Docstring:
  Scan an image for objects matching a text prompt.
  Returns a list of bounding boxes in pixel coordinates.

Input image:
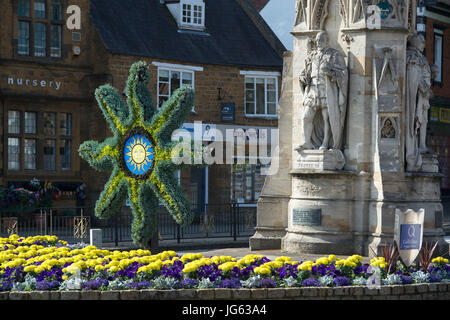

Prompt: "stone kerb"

[2,283,449,300]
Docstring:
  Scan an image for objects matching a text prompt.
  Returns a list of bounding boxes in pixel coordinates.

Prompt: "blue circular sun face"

[123,134,155,177]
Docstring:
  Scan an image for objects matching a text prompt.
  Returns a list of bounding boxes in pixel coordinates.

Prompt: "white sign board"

[394,208,425,266]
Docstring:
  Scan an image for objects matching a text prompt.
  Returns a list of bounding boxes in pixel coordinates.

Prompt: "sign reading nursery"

[394,208,425,266]
[78,61,199,249]
[7,76,62,91]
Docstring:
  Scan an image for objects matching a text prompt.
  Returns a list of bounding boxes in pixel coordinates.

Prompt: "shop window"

[34,0,46,19]
[157,68,194,108]
[44,140,56,171]
[18,21,30,55]
[231,163,268,204]
[51,0,62,20]
[428,135,449,189]
[8,138,21,171]
[24,139,37,170]
[24,112,37,134]
[245,76,278,117]
[8,111,21,134]
[17,0,62,58]
[434,30,443,83]
[7,110,72,173]
[43,112,56,135]
[50,24,62,57]
[34,22,46,57]
[59,113,72,136]
[60,140,71,170]
[18,0,31,17]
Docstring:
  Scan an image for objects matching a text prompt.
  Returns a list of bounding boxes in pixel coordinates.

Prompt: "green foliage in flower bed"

[78,61,199,249]
[1,235,449,292]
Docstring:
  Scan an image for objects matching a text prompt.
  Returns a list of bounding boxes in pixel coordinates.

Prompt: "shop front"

[428,103,450,223]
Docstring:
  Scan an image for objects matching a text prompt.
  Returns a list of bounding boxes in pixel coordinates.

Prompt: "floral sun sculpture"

[78,61,195,249]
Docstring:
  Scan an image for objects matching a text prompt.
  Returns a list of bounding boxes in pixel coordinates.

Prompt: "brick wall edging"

[0,283,449,300]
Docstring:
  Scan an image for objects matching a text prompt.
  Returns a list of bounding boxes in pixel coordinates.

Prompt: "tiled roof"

[90,0,284,69]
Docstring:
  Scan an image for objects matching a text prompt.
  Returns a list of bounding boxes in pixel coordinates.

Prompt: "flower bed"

[1,235,449,292]
[0,188,39,213]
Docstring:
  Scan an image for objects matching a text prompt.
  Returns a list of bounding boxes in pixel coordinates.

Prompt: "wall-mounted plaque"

[221,102,235,122]
[292,208,321,226]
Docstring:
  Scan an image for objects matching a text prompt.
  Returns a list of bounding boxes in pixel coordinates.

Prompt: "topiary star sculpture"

[79,61,197,249]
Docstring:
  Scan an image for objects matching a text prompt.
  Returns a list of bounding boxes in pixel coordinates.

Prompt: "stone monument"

[250,0,446,257]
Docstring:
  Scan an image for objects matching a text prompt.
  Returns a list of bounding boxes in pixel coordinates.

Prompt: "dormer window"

[181,1,204,27]
[165,0,205,31]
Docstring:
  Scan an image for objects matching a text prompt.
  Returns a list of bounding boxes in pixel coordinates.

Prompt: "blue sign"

[221,103,235,122]
[377,0,392,19]
[399,224,421,250]
[123,134,155,176]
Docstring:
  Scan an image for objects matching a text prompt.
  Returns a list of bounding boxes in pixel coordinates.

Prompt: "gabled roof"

[90,0,284,69]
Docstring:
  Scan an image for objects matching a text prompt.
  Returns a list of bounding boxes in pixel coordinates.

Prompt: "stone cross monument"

[250,0,446,257]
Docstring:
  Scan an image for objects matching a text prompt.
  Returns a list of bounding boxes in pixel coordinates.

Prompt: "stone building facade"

[417,0,450,223]
[0,0,284,213]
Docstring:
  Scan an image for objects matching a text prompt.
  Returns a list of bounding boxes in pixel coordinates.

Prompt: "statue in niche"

[405,33,437,171]
[296,31,348,152]
[381,118,396,139]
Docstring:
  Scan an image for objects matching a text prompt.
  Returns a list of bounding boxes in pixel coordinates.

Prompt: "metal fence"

[0,203,257,245]
[443,195,450,231]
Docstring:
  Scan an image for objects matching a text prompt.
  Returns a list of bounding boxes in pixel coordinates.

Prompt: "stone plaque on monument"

[292,208,321,226]
[295,149,345,171]
[394,209,424,266]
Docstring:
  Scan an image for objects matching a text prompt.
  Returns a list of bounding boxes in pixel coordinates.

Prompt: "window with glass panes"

[180,0,205,28]
[428,134,449,189]
[245,77,278,117]
[157,68,194,108]
[6,110,73,172]
[434,30,443,83]
[17,0,63,58]
[231,162,269,204]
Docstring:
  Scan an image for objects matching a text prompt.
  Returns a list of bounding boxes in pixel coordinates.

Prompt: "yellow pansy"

[432,257,449,264]
[254,266,271,275]
[297,261,315,271]
[218,262,238,272]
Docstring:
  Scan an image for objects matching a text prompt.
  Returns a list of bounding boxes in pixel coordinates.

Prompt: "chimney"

[249,0,269,12]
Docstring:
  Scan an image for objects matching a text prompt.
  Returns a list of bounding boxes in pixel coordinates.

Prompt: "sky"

[260,0,296,51]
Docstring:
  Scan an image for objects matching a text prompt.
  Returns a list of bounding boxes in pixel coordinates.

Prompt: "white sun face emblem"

[124,134,155,176]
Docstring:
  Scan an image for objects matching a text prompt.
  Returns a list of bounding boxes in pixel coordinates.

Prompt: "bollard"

[90,229,103,248]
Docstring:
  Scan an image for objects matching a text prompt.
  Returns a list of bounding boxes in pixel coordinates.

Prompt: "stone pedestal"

[252,0,446,257]
[249,51,293,250]
[295,149,345,171]
[421,154,439,173]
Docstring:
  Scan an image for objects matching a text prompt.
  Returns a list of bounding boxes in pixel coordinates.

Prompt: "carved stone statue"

[381,118,396,139]
[405,32,435,172]
[296,31,348,152]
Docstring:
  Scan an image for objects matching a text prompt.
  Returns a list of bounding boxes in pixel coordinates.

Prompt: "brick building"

[0,0,284,213]
[417,0,450,220]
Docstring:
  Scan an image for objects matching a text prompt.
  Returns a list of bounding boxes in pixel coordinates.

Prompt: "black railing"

[0,203,257,245]
[443,195,450,228]
[97,203,257,245]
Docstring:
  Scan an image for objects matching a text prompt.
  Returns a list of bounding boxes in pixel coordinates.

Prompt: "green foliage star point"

[79,61,195,249]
